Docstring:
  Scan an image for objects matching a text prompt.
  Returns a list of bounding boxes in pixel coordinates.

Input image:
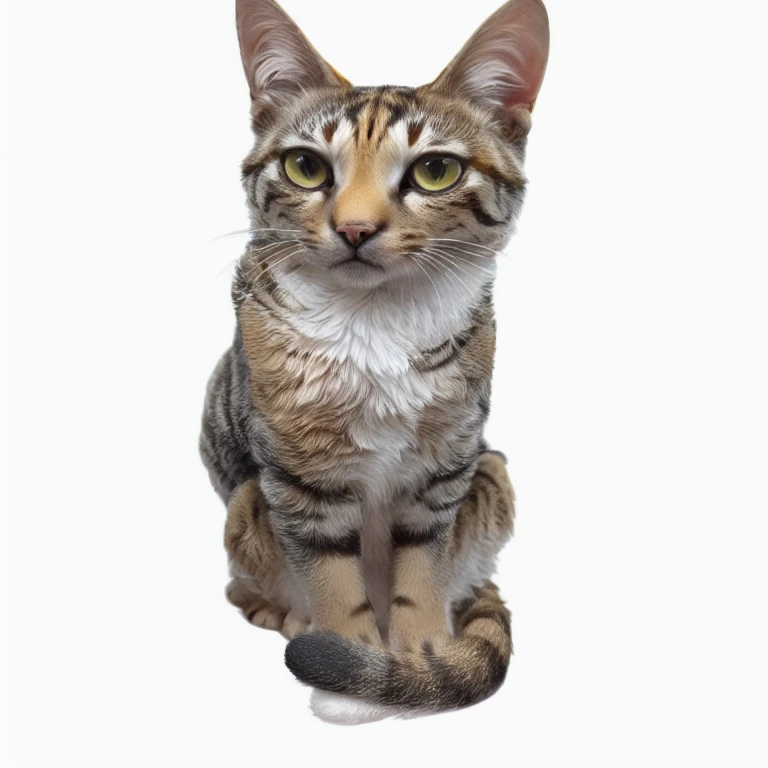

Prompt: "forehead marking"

[322,120,337,143]
[361,94,384,143]
[349,90,411,150]
[407,121,424,147]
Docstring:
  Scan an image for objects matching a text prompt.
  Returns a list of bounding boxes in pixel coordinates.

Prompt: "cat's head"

[236,0,548,290]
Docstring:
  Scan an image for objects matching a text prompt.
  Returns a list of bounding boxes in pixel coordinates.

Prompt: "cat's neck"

[277,267,494,376]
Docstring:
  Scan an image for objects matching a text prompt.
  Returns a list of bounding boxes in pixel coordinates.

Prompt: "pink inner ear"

[501,9,549,108]
[236,0,348,106]
[430,0,550,113]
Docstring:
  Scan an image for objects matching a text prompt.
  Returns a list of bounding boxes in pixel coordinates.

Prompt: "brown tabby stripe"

[408,121,425,146]
[349,601,375,618]
[391,522,450,548]
[322,120,337,142]
[284,580,512,711]
[280,528,362,558]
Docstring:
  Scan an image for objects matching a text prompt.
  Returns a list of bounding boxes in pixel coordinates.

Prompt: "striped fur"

[288,581,512,713]
[200,0,548,718]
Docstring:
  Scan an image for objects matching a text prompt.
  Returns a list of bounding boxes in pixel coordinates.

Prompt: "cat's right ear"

[424,0,549,137]
[236,0,349,126]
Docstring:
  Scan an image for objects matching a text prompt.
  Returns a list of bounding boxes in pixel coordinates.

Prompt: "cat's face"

[242,86,528,289]
[236,0,549,290]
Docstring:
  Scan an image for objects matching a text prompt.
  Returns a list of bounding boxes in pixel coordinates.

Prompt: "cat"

[200,0,549,722]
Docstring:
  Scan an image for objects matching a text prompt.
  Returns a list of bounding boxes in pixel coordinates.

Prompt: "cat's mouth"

[331,253,384,271]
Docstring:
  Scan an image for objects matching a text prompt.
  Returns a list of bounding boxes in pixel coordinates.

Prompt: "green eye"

[282,149,331,190]
[410,155,463,192]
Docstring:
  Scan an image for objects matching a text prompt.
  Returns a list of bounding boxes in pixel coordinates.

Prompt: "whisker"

[213,238,299,280]
[248,238,302,255]
[409,277,417,318]
[241,242,300,278]
[426,237,502,256]
[250,248,305,284]
[241,242,303,277]
[248,228,303,233]
[395,255,419,319]
[417,251,475,301]
[202,228,250,246]
[216,258,241,281]
[243,250,296,281]
[417,251,458,290]
[430,254,481,300]
[411,257,444,319]
[202,228,302,246]
[430,240,518,267]
[256,246,304,280]
[422,247,496,280]
[427,247,497,277]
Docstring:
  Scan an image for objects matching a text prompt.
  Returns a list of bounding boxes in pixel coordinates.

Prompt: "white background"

[1,0,766,765]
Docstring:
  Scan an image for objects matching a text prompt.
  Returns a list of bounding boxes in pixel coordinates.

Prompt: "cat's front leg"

[387,470,470,653]
[388,451,516,653]
[260,466,382,645]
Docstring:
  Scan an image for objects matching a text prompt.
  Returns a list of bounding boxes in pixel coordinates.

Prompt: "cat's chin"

[295,258,401,291]
[329,255,389,286]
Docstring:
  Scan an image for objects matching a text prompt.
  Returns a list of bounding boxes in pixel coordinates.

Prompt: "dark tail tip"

[285,632,375,694]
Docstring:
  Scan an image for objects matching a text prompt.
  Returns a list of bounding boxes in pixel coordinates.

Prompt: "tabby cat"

[200,0,549,722]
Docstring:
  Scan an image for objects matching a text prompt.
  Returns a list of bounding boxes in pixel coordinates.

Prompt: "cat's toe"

[281,610,310,639]
[248,605,286,631]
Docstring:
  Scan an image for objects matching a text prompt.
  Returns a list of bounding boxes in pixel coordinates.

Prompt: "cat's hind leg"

[224,478,310,639]
[445,449,515,618]
[386,449,515,653]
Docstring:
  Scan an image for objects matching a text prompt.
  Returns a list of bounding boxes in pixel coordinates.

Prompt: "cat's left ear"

[423,0,549,133]
[236,0,350,126]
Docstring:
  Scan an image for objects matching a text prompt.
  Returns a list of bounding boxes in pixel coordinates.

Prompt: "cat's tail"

[284,580,511,723]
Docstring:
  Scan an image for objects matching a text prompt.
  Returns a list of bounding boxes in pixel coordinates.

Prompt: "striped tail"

[284,581,512,719]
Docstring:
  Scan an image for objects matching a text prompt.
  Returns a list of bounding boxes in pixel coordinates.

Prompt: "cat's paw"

[281,610,311,639]
[247,603,286,631]
[226,578,288,633]
[388,624,451,655]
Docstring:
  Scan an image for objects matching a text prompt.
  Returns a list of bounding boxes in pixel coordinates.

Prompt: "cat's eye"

[282,149,332,190]
[408,155,464,193]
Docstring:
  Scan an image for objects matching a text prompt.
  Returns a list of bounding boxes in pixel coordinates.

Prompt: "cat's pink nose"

[336,221,378,247]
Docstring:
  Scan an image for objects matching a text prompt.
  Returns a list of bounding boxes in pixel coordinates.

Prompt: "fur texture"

[200,0,548,720]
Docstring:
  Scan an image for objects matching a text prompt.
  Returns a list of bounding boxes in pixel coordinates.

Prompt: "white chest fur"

[280,269,487,501]
[281,268,485,369]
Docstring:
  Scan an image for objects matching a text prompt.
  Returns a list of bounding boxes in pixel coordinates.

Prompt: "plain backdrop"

[1,0,767,765]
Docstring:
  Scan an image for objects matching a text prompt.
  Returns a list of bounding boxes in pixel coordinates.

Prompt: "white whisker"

[242,242,301,279]
[248,238,302,255]
[411,256,444,319]
[216,258,241,280]
[201,228,302,246]
[427,247,497,277]
[214,237,300,280]
[396,255,419,319]
[428,238,518,266]
[417,250,475,301]
[426,237,502,256]
[422,247,496,280]
[250,248,305,284]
